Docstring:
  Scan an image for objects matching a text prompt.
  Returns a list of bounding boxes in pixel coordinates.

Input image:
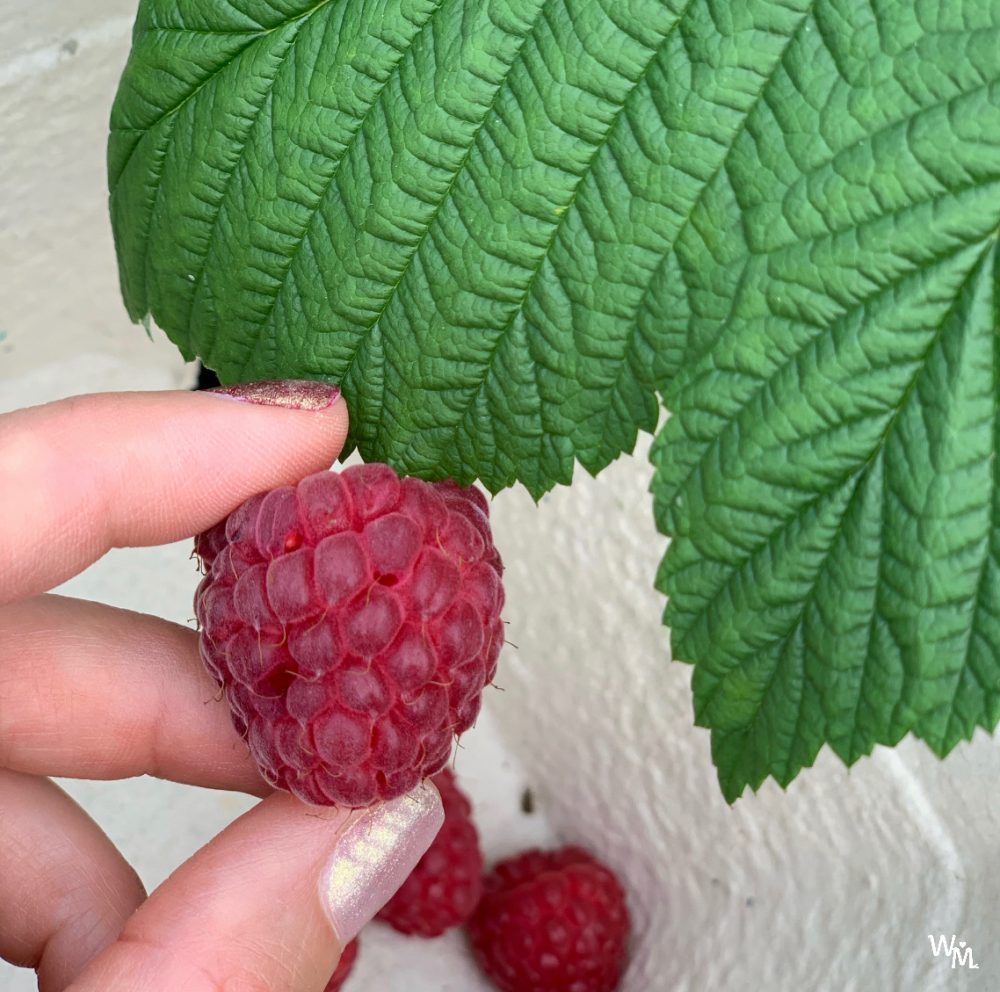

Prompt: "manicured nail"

[319,782,443,943]
[207,379,340,411]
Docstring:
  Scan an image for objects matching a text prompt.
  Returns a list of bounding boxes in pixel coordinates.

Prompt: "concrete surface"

[1,3,997,991]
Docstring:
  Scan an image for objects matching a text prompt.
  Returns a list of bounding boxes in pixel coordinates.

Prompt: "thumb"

[67,784,443,992]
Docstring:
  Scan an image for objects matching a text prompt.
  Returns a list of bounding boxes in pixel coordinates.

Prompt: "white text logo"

[928,934,980,970]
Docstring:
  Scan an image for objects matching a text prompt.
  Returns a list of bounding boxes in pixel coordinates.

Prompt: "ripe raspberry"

[467,847,630,992]
[324,936,359,991]
[194,464,505,808]
[377,768,483,936]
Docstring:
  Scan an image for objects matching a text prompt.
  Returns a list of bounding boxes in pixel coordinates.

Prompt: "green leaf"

[109,0,819,496]
[112,0,1000,799]
[651,4,1000,800]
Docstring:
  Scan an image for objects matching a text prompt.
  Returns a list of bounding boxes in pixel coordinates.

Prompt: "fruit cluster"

[195,466,631,991]
[327,767,631,992]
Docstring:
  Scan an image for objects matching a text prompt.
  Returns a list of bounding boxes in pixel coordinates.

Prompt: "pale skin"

[0,389,366,991]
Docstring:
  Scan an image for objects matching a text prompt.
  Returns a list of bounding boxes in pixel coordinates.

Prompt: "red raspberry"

[324,936,359,991]
[377,768,483,936]
[467,847,630,992]
[194,464,505,808]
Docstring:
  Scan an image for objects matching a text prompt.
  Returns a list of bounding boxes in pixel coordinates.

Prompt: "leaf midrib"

[661,87,1000,402]
[235,0,449,378]
[389,0,701,468]
[936,242,999,754]
[657,204,1000,521]
[665,234,997,647]
[682,243,998,774]
[109,4,332,190]
[337,0,555,398]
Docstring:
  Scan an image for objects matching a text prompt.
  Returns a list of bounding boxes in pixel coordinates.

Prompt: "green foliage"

[651,2,1000,799]
[110,0,1000,798]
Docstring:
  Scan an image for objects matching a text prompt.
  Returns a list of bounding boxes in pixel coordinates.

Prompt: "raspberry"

[467,847,630,992]
[194,464,505,808]
[377,768,483,936]
[324,936,359,991]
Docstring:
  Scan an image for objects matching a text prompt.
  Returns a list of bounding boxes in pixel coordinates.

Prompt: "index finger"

[0,381,348,603]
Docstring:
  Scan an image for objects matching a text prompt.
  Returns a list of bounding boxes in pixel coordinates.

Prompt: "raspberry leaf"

[111,0,1000,799]
[109,0,811,497]
[651,6,1000,801]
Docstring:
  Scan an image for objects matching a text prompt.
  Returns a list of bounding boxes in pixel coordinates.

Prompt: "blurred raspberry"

[467,847,630,992]
[324,936,359,991]
[377,768,483,936]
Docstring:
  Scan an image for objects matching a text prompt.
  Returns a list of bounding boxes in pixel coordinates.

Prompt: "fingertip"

[203,379,341,412]
[192,380,350,475]
[68,783,443,992]
[319,781,444,944]
[0,386,351,599]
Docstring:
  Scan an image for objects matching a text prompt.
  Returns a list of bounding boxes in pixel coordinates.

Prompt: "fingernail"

[206,379,340,411]
[319,782,444,943]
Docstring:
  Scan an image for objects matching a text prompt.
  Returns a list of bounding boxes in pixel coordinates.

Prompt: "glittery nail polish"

[207,379,340,411]
[319,782,444,943]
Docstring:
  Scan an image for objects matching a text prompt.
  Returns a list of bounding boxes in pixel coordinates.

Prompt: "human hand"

[0,383,444,992]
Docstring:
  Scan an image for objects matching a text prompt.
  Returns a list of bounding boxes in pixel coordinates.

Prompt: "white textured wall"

[2,5,997,991]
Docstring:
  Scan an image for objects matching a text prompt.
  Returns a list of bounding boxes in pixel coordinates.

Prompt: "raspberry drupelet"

[194,464,504,808]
